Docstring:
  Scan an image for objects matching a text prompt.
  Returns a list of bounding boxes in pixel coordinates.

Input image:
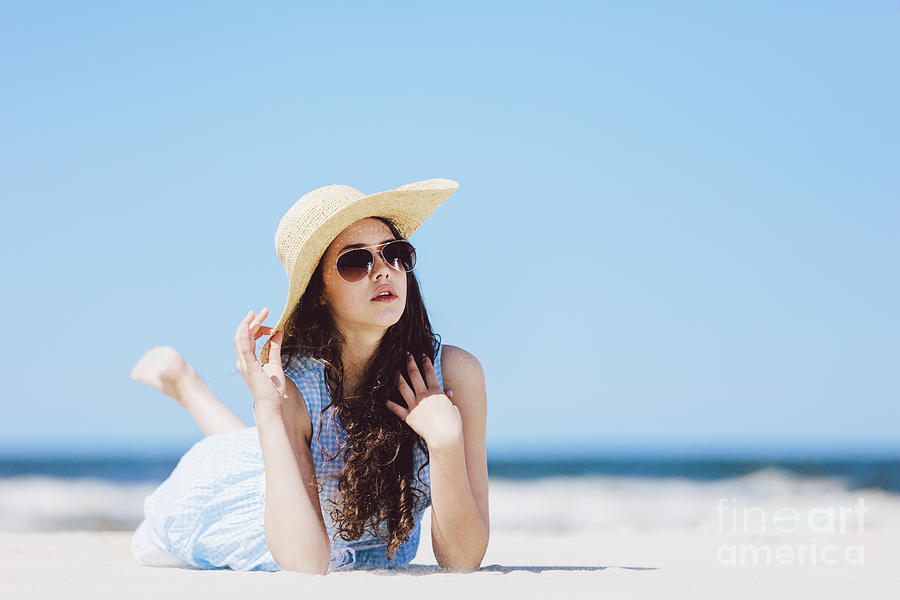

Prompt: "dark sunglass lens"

[336,249,372,282]
[383,241,416,271]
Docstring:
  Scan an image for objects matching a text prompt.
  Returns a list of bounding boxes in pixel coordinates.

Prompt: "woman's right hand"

[234,308,286,414]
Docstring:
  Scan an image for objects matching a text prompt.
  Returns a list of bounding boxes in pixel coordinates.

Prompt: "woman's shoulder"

[439,343,481,366]
[438,344,484,389]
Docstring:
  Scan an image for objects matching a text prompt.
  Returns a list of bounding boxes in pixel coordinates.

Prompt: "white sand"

[1,527,897,599]
[2,474,898,598]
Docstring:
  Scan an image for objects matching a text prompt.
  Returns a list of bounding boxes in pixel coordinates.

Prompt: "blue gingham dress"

[136,337,442,572]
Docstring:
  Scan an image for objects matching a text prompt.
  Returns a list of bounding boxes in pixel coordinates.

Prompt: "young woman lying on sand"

[129,179,489,574]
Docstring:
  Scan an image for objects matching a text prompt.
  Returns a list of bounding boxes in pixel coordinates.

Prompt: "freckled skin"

[319,217,409,393]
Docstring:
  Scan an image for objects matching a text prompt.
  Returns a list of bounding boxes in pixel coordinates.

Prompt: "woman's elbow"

[272,543,332,575]
[275,552,331,575]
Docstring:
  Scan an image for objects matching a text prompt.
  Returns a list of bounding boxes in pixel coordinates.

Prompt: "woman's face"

[319,218,408,332]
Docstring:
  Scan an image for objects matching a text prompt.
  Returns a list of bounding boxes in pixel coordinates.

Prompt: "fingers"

[234,308,269,370]
[266,330,284,367]
[395,371,415,409]
[390,354,449,421]
[238,312,257,365]
[385,398,408,420]
[420,354,440,389]
[249,308,269,340]
[405,352,427,392]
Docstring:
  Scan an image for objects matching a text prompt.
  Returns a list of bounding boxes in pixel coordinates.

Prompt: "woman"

[129,178,490,574]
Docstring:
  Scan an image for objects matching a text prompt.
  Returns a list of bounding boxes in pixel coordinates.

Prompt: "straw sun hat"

[259,178,459,365]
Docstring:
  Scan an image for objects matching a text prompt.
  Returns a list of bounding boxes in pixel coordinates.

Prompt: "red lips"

[371,285,397,300]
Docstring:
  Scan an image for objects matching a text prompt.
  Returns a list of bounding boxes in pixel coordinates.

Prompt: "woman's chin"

[369,308,404,326]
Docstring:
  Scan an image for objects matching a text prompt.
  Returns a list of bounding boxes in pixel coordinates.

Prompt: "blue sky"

[1,2,897,458]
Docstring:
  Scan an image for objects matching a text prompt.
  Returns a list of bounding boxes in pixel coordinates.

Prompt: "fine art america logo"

[715,497,867,566]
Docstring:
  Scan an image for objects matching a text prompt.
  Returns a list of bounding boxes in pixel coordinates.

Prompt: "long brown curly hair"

[270,216,440,561]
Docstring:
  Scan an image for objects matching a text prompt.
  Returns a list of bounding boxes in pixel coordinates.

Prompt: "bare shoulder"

[439,344,486,404]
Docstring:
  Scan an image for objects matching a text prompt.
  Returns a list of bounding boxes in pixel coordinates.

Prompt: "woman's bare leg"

[131,346,247,436]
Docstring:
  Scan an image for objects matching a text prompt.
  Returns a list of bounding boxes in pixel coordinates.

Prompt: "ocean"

[2,455,899,533]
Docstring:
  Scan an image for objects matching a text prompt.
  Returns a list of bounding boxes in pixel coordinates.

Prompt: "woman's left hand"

[387,352,462,448]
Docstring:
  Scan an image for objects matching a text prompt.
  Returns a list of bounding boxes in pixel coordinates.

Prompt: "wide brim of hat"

[260,178,458,365]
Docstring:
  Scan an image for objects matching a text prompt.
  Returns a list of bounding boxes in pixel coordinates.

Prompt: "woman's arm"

[428,346,490,572]
[386,345,490,571]
[233,310,330,574]
[257,404,331,574]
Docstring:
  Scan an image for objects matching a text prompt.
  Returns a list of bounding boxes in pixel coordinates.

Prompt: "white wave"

[486,468,900,534]
[2,469,899,534]
[0,475,156,531]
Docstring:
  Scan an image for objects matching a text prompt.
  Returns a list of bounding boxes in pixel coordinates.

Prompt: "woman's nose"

[371,251,394,277]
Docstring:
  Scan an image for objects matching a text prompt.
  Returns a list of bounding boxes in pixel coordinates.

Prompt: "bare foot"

[130,346,198,408]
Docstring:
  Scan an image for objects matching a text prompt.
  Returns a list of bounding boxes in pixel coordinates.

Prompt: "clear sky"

[1,2,897,458]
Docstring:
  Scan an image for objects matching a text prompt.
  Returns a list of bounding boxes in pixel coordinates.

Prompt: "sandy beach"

[1,472,898,598]
[1,527,897,599]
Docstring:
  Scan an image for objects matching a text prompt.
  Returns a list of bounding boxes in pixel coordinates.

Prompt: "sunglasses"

[332,239,417,283]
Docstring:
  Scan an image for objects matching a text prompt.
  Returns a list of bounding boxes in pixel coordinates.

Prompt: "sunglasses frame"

[331,239,416,284]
